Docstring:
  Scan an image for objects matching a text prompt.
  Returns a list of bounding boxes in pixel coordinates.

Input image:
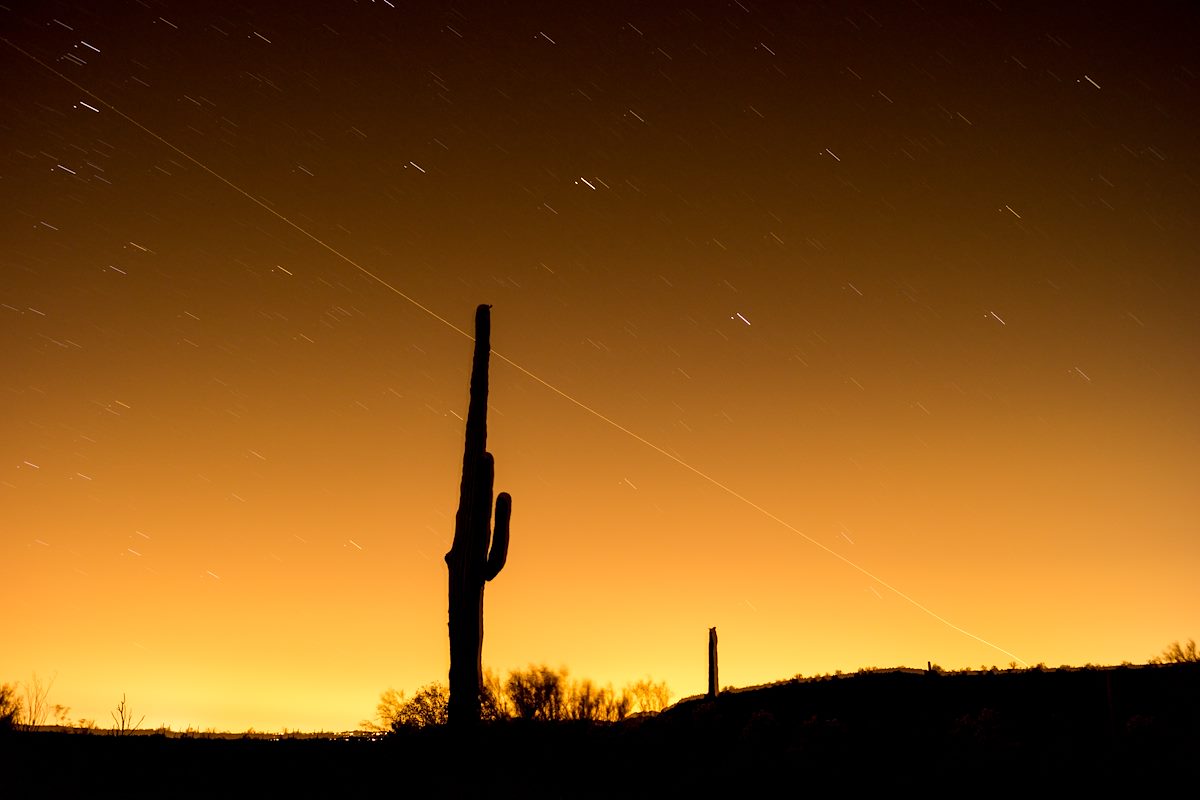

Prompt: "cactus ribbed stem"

[708,627,719,699]
[445,304,511,726]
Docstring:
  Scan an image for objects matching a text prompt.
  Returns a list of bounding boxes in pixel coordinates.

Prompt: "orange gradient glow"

[2,2,1198,732]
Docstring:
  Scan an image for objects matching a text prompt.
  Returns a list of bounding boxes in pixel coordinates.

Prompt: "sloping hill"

[4,664,1195,796]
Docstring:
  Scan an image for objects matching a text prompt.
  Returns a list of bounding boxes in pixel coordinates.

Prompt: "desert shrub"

[364,683,449,732]
[367,669,669,729]
[390,683,449,731]
[598,684,633,722]
[0,683,20,732]
[21,673,56,729]
[482,669,511,720]
[623,677,672,714]
[565,679,631,722]
[506,665,567,721]
[110,693,144,735]
[1150,639,1199,664]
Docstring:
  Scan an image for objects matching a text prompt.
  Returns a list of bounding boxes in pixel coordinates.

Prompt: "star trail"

[2,1,1197,732]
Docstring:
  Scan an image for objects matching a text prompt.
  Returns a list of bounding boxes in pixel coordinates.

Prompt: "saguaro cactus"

[445,304,511,726]
[708,627,719,699]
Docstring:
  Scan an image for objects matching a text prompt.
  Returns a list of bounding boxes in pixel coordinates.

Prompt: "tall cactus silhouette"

[445,304,511,726]
[708,627,719,699]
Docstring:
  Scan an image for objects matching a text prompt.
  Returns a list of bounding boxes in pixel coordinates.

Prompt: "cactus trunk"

[445,304,511,727]
[708,627,719,699]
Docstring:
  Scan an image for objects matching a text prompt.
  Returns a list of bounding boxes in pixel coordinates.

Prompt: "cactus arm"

[484,492,511,581]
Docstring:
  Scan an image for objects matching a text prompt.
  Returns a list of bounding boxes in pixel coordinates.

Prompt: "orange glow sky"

[3,1,1198,732]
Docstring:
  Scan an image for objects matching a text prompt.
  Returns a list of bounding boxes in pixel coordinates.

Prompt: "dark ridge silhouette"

[708,627,719,700]
[444,304,511,727]
[4,663,1197,795]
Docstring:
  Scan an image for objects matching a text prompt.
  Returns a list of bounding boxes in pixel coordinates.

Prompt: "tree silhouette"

[445,304,511,727]
[506,665,566,721]
[366,668,668,731]
[20,672,55,730]
[566,679,632,722]
[363,684,450,732]
[566,679,604,722]
[1151,639,1199,664]
[625,678,673,714]
[361,688,406,733]
[481,668,511,721]
[110,693,144,735]
[0,683,19,732]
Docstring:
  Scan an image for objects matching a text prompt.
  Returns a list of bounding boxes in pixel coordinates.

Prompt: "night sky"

[3,1,1197,732]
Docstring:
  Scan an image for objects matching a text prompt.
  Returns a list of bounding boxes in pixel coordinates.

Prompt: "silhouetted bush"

[1150,639,1199,664]
[0,683,20,732]
[481,669,511,721]
[624,677,672,714]
[368,669,668,730]
[394,683,449,730]
[20,673,56,729]
[364,683,449,732]
[566,679,631,722]
[110,693,144,735]
[506,665,567,721]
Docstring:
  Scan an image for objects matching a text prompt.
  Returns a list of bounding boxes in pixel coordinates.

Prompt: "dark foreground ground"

[4,663,1197,797]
